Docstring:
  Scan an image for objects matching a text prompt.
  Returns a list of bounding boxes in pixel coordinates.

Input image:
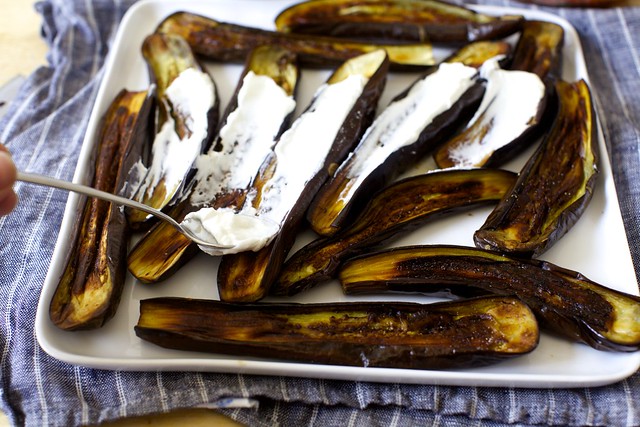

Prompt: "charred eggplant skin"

[156,11,434,70]
[510,20,564,81]
[217,50,390,302]
[127,46,300,284]
[50,90,154,330]
[272,168,517,296]
[136,296,539,369]
[474,79,598,257]
[274,0,523,43]
[339,245,640,352]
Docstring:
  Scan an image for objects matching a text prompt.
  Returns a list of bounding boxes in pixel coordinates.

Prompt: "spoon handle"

[16,171,175,223]
[16,171,232,250]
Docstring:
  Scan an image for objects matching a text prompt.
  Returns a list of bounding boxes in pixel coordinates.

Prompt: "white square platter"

[35,0,640,388]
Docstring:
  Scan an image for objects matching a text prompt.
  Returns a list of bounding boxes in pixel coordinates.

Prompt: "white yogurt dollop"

[181,207,280,256]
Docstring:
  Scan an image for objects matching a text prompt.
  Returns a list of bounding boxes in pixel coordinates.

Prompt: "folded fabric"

[0,0,639,426]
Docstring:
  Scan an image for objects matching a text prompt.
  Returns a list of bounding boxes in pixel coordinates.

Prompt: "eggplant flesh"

[433,57,549,169]
[273,168,517,297]
[127,46,300,284]
[136,296,539,369]
[127,200,199,284]
[156,12,434,70]
[274,0,524,43]
[474,79,598,257]
[306,60,485,237]
[339,245,640,352]
[510,20,564,81]
[442,40,511,69]
[126,33,219,229]
[216,49,390,302]
[50,90,153,330]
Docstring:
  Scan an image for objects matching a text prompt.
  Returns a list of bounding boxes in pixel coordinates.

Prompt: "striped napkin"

[1,0,639,425]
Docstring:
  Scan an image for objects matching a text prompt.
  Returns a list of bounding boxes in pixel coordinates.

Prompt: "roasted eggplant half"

[50,89,154,330]
[136,295,539,369]
[306,60,485,237]
[216,49,390,302]
[442,40,511,69]
[273,168,517,296]
[433,57,549,169]
[339,245,640,352]
[510,20,564,81]
[275,0,523,44]
[474,79,598,257]
[126,33,219,229]
[128,46,300,284]
[156,11,434,70]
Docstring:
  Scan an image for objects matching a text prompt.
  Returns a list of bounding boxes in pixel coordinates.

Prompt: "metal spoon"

[16,171,233,250]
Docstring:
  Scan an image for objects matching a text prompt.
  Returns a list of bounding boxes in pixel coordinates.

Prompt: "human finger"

[0,148,18,215]
[0,149,17,188]
[0,187,18,216]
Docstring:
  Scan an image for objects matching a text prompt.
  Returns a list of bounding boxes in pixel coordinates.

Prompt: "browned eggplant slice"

[339,245,640,352]
[433,57,549,169]
[50,89,154,330]
[136,295,539,369]
[126,33,219,229]
[474,79,598,257]
[215,50,390,302]
[306,60,485,237]
[127,46,300,284]
[156,11,434,70]
[510,20,564,80]
[275,0,524,43]
[442,40,511,69]
[273,168,516,297]
[126,201,200,284]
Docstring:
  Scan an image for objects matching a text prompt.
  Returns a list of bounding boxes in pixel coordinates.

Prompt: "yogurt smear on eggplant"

[341,61,478,195]
[130,67,216,206]
[438,57,547,168]
[189,71,297,206]
[182,73,368,255]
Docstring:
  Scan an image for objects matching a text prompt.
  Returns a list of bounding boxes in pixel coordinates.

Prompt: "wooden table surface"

[1,0,638,425]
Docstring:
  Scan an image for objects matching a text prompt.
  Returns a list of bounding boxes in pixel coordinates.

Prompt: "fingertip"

[0,189,18,216]
[0,150,17,187]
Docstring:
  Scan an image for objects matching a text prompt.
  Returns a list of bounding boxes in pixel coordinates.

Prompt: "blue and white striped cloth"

[1,1,639,426]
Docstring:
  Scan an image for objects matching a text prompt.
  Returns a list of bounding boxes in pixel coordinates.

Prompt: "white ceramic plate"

[36,0,640,388]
